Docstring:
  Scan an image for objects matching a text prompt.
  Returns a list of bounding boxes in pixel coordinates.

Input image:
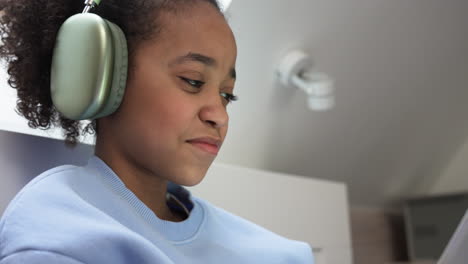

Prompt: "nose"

[199,92,229,128]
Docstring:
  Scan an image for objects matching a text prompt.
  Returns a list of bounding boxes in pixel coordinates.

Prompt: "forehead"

[146,4,237,67]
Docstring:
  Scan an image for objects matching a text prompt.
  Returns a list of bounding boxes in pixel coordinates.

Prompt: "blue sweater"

[0,156,314,263]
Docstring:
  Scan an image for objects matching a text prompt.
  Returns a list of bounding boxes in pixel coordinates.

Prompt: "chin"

[171,166,209,187]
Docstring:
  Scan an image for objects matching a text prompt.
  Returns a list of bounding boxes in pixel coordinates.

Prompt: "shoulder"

[1,164,82,221]
[193,197,314,263]
[0,164,107,260]
[1,164,90,223]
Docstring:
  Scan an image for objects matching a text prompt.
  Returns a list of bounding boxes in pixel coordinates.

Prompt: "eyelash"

[179,77,238,104]
[220,92,238,104]
[180,77,204,89]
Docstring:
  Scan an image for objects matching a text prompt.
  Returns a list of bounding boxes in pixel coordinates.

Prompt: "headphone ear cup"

[51,13,128,121]
[90,19,128,120]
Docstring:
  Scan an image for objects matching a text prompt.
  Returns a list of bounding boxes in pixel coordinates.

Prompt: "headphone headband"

[83,0,102,13]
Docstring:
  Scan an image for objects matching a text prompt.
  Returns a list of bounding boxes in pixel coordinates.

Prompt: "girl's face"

[104,2,237,186]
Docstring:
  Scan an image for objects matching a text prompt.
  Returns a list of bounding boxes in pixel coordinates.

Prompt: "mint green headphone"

[50,0,128,120]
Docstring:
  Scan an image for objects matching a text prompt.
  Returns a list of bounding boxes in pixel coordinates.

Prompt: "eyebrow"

[170,52,236,80]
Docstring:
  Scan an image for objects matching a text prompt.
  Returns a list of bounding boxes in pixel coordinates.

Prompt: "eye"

[179,77,205,89]
[220,92,238,104]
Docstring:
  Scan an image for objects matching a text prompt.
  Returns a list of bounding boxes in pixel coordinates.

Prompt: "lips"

[186,137,222,155]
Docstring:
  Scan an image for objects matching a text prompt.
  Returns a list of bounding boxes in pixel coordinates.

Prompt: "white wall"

[219,0,468,208]
[430,135,468,195]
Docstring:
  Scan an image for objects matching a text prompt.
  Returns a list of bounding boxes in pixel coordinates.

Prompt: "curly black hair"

[0,0,221,147]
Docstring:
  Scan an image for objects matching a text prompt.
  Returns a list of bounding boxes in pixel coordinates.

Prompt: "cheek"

[130,82,198,139]
[152,97,195,136]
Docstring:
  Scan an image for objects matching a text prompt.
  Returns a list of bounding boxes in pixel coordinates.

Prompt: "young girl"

[0,0,313,263]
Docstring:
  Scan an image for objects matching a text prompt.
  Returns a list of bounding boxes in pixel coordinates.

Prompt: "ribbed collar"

[85,155,205,242]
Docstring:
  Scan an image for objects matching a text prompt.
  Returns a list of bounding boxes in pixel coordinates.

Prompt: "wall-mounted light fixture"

[276,50,335,111]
